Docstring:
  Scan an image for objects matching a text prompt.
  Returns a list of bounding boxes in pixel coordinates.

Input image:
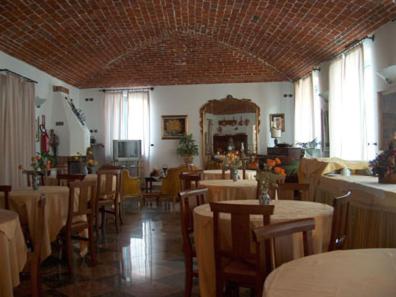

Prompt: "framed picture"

[162,115,188,139]
[270,113,285,132]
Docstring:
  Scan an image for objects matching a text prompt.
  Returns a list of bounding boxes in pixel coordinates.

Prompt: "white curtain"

[294,72,321,144]
[104,91,150,172]
[0,74,35,187]
[329,45,367,160]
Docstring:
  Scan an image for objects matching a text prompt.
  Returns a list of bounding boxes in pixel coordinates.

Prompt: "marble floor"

[14,201,200,297]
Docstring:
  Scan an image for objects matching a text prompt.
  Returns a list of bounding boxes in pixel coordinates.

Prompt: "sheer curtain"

[0,74,35,187]
[329,45,367,160]
[294,71,321,144]
[104,91,150,172]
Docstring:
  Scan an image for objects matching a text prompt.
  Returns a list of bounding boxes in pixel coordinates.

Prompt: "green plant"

[176,134,199,156]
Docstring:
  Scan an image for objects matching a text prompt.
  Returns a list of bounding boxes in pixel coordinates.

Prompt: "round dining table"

[45,173,97,185]
[0,209,27,297]
[203,169,257,180]
[194,199,334,297]
[199,179,257,202]
[263,248,396,297]
[1,186,70,259]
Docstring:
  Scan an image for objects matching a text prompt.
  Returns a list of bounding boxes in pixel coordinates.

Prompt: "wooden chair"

[96,169,121,233]
[23,170,45,187]
[28,194,46,297]
[328,191,352,251]
[179,188,208,297]
[0,185,12,209]
[252,218,315,295]
[179,171,202,191]
[59,180,97,274]
[56,173,86,186]
[210,202,274,297]
[270,183,310,200]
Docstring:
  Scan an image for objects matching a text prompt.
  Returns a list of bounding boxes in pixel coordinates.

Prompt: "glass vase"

[32,174,40,191]
[231,168,238,182]
[259,187,271,205]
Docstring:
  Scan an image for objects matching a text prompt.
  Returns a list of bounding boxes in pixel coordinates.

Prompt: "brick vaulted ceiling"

[0,1,396,88]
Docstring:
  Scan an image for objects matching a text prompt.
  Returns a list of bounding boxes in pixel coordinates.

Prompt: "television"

[113,140,142,161]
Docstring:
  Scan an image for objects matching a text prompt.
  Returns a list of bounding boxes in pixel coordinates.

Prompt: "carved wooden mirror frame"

[200,95,261,166]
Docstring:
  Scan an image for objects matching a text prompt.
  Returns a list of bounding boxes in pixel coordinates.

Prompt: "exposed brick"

[0,0,395,88]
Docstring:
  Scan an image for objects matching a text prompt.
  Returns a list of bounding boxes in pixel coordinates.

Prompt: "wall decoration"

[270,113,285,132]
[162,115,188,139]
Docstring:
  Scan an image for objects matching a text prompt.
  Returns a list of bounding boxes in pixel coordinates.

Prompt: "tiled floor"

[14,201,200,297]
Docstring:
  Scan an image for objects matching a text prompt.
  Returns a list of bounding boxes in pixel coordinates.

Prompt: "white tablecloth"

[264,249,396,297]
[0,209,27,297]
[203,169,256,180]
[194,199,333,297]
[199,179,257,202]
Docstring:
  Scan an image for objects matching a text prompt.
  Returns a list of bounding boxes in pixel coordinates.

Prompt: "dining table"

[263,248,396,297]
[0,186,70,259]
[0,209,27,297]
[199,179,257,202]
[202,169,257,180]
[194,199,334,297]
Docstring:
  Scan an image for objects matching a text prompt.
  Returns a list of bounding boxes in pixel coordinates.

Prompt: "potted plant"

[176,134,199,165]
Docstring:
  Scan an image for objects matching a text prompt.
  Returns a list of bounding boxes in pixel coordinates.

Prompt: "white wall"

[80,82,294,169]
[0,51,80,131]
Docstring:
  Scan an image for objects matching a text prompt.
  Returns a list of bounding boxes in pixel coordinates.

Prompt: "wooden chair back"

[329,191,352,251]
[252,218,315,279]
[179,188,207,248]
[179,171,202,191]
[0,185,12,209]
[31,194,46,297]
[96,169,121,201]
[23,170,44,187]
[271,183,310,200]
[68,180,97,218]
[57,174,85,187]
[210,202,274,263]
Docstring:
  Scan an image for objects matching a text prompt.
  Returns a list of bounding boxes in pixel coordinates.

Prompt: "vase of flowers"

[256,158,286,205]
[370,145,396,184]
[19,152,54,190]
[223,151,242,182]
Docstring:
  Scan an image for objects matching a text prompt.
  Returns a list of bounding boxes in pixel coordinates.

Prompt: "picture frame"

[269,113,285,132]
[161,115,188,139]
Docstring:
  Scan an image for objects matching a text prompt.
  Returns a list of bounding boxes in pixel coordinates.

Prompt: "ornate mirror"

[200,95,260,167]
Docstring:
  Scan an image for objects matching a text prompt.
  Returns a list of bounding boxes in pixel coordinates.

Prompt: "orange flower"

[275,158,281,165]
[266,159,276,168]
[274,166,287,176]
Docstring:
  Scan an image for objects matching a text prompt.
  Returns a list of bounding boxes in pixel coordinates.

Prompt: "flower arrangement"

[18,152,54,174]
[222,151,242,170]
[256,158,286,204]
[86,146,98,168]
[369,147,396,183]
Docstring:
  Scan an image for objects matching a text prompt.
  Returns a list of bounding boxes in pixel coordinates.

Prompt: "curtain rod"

[0,68,38,84]
[100,87,154,93]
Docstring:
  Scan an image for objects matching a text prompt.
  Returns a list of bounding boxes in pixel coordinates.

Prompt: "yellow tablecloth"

[264,249,396,297]
[194,199,333,297]
[199,179,257,202]
[298,158,369,201]
[315,174,396,248]
[0,186,69,259]
[0,209,27,297]
[203,169,257,180]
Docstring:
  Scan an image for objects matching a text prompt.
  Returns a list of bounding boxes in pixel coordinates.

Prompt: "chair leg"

[30,258,40,297]
[66,232,73,274]
[100,207,106,233]
[114,201,119,233]
[119,200,124,225]
[88,214,96,266]
[184,256,193,297]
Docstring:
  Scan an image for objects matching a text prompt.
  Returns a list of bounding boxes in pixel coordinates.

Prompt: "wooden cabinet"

[267,147,304,164]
